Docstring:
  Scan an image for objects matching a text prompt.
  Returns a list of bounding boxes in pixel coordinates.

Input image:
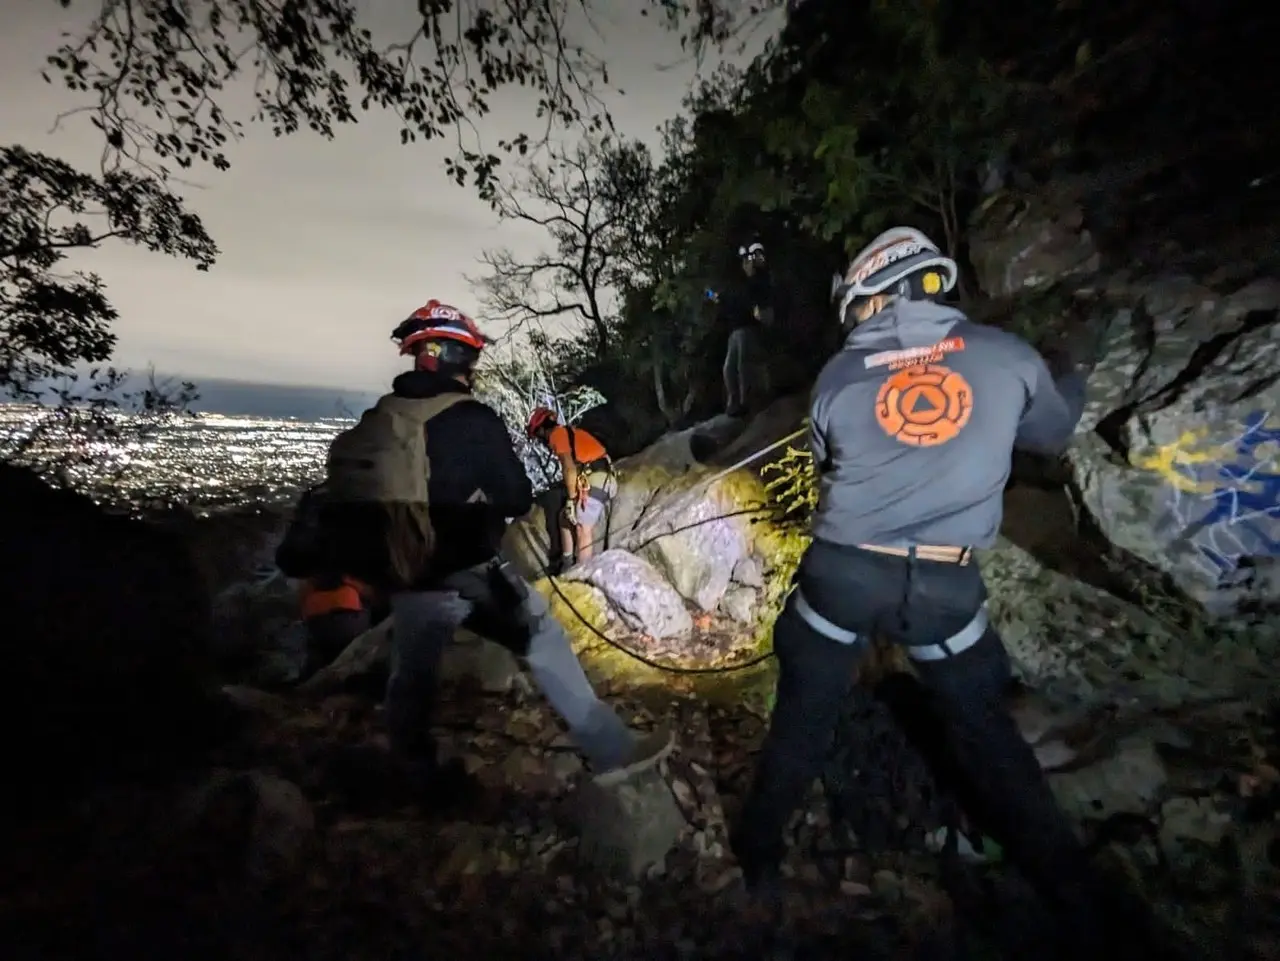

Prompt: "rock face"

[968,186,1101,297]
[970,183,1280,687]
[298,618,524,697]
[1068,276,1280,620]
[573,764,686,879]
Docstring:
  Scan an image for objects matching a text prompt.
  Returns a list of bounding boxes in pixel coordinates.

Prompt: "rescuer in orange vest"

[296,573,386,674]
[526,407,616,574]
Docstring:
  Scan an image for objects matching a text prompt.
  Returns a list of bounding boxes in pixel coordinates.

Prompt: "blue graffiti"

[1185,411,1280,580]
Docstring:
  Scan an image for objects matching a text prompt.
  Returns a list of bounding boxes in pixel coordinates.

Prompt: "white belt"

[904,604,989,661]
[791,589,989,661]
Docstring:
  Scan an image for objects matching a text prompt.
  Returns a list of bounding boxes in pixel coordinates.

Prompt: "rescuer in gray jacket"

[730,227,1163,959]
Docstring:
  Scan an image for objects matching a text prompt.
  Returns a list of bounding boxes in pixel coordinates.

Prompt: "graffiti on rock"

[1133,411,1280,584]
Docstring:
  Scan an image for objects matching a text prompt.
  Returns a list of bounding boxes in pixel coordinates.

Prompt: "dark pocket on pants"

[444,562,532,657]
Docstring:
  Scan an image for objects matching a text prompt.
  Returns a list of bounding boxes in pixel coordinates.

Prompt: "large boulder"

[560,549,693,638]
[0,463,229,809]
[969,185,1101,298]
[976,535,1232,706]
[1066,275,1280,621]
[503,393,808,628]
[970,180,1280,682]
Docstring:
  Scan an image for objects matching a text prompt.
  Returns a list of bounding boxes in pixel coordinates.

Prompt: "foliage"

[755,440,816,652]
[487,0,1026,428]
[0,145,213,399]
[761,442,817,531]
[0,143,207,471]
[43,0,623,195]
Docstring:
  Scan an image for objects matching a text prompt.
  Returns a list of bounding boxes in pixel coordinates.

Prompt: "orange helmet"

[526,407,557,437]
[392,300,489,355]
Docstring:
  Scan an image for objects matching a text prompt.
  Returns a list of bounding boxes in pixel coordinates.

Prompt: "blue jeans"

[386,560,635,772]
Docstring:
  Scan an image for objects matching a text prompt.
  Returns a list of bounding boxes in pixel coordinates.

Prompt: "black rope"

[519,524,777,676]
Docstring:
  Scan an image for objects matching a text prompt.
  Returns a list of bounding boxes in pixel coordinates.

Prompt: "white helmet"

[830,226,957,322]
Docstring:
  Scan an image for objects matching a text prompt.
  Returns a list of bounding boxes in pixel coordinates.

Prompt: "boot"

[726,826,786,920]
[592,725,675,787]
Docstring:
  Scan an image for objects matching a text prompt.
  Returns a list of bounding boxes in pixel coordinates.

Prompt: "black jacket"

[390,369,533,579]
[721,269,791,331]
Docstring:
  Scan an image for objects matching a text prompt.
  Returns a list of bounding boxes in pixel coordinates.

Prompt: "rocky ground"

[4,664,1279,961]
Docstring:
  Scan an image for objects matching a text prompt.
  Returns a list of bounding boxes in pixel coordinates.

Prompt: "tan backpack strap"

[414,392,473,421]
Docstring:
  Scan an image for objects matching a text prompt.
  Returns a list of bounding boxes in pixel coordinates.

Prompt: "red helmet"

[526,407,557,437]
[391,300,489,356]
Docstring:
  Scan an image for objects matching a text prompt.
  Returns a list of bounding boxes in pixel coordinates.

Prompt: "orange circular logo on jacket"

[875,364,973,446]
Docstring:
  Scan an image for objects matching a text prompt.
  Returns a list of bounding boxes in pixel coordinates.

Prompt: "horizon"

[4,374,383,422]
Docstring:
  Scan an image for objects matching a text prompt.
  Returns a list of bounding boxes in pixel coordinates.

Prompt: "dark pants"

[385,560,634,774]
[538,486,570,567]
[304,608,372,674]
[723,326,766,414]
[731,540,1133,957]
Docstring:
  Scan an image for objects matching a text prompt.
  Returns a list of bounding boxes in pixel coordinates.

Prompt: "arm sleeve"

[808,385,831,471]
[1015,348,1088,455]
[468,405,534,518]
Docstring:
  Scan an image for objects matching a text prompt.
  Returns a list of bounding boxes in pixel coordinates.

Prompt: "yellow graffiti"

[1129,428,1231,494]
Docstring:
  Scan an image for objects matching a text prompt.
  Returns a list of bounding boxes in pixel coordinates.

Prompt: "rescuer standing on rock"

[722,240,790,417]
[526,407,615,573]
[729,228,1161,957]
[286,300,670,809]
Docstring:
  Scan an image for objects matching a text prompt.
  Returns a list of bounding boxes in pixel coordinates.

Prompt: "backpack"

[312,392,469,590]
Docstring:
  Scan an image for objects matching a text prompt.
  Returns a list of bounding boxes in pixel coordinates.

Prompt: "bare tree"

[473,340,605,487]
[470,134,656,358]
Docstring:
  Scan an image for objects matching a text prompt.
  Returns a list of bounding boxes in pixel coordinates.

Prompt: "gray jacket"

[808,299,1086,549]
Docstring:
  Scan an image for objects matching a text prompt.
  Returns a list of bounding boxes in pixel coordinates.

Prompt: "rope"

[693,426,807,492]
[512,424,817,674]
[607,425,808,544]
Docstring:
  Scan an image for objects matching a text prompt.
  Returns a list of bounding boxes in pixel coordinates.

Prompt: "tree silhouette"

[0,146,214,392]
[469,134,655,359]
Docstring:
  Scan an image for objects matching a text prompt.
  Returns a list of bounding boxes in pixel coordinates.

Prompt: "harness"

[566,426,615,507]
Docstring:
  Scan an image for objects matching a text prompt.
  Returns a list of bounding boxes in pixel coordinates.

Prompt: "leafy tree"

[797,6,1014,269]
[0,146,213,398]
[0,145,206,476]
[2,0,661,472]
[474,340,605,488]
[44,0,622,192]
